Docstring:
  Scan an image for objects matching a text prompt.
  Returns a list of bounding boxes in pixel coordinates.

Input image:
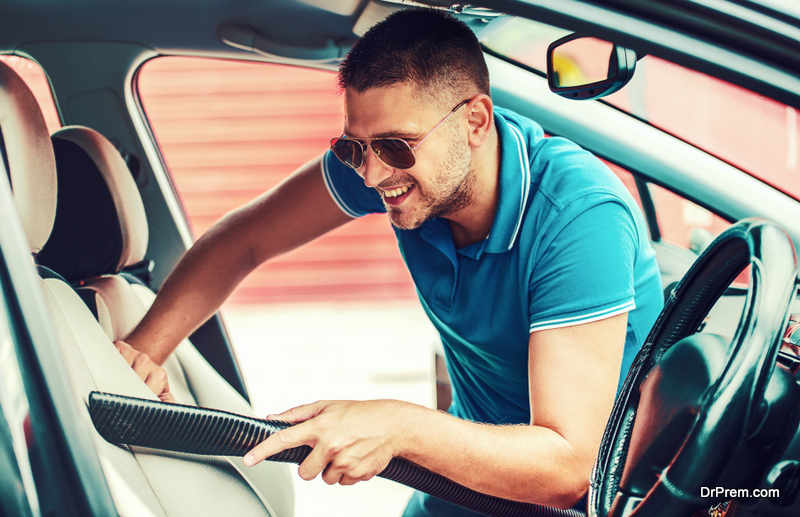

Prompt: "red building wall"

[138,58,418,304]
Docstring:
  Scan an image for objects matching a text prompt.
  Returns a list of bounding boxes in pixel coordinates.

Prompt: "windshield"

[481,16,800,201]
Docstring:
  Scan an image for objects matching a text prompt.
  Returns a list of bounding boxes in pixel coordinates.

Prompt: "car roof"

[2,0,799,110]
[0,0,360,57]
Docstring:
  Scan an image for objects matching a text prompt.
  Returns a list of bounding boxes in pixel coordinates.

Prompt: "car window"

[647,181,731,253]
[0,56,60,132]
[603,160,643,212]
[138,60,438,514]
[482,17,800,201]
[137,57,417,304]
[604,160,749,287]
[602,159,730,249]
[607,57,799,202]
[138,56,740,294]
[480,17,568,74]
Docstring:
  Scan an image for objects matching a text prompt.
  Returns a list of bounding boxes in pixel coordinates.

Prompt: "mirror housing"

[547,33,637,100]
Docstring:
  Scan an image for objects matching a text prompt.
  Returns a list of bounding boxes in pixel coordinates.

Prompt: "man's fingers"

[145,369,174,404]
[116,340,173,402]
[321,463,343,485]
[244,423,313,467]
[131,352,157,383]
[116,340,158,382]
[114,341,137,366]
[299,445,333,482]
[268,401,330,423]
[322,457,381,486]
[158,390,176,404]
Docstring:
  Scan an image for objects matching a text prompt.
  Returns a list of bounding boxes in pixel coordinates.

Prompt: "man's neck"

[446,126,501,249]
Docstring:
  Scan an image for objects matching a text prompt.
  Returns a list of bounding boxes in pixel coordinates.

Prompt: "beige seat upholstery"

[0,59,57,255]
[1,59,293,517]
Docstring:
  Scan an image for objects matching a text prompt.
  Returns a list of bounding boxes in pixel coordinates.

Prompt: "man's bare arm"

[123,155,353,364]
[245,313,627,508]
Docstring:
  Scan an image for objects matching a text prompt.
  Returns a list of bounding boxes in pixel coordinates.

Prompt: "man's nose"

[360,146,393,188]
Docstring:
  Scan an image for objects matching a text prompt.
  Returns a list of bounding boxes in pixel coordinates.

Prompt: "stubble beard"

[386,136,476,230]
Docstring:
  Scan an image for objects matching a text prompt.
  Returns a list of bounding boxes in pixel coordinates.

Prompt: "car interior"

[2,1,800,517]
[0,59,296,517]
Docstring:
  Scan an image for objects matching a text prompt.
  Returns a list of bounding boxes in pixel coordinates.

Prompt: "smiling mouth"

[382,185,411,198]
[379,184,415,206]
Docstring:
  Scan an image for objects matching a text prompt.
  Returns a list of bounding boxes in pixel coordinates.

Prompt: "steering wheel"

[589,218,799,517]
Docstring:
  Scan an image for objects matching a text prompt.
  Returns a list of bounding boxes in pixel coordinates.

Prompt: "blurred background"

[5,54,439,516]
[6,49,781,514]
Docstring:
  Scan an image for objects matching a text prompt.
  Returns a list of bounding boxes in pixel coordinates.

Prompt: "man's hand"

[114,340,175,403]
[243,400,416,486]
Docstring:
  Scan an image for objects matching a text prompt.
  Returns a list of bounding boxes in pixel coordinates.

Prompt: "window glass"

[607,156,733,252]
[606,57,799,201]
[137,57,416,304]
[603,159,643,213]
[604,159,747,286]
[648,182,731,252]
[138,58,437,516]
[0,56,60,133]
[480,17,568,72]
[644,178,750,286]
[481,17,800,200]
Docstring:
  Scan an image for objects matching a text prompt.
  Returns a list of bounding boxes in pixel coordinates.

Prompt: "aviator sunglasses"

[330,98,471,170]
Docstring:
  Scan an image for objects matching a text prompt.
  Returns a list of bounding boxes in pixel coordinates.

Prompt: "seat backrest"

[1,61,293,517]
[44,124,295,516]
[0,59,56,256]
[38,126,149,291]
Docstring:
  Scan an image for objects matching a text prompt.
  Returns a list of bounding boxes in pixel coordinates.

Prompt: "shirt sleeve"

[321,149,386,217]
[528,197,637,333]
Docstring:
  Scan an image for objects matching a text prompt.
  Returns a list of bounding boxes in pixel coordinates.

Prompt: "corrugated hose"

[88,391,585,517]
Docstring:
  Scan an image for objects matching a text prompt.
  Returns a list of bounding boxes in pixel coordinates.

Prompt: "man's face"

[343,84,475,230]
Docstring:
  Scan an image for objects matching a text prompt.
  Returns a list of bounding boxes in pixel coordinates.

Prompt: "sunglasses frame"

[330,98,471,170]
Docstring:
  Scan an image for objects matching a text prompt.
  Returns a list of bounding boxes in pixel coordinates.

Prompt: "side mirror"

[546,33,637,100]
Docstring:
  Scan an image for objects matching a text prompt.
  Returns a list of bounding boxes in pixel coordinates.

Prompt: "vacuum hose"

[88,391,584,517]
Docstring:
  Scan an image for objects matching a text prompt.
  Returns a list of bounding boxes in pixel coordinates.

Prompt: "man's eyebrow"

[376,131,423,139]
[342,127,424,140]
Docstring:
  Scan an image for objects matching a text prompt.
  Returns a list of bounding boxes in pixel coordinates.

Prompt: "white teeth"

[384,186,410,198]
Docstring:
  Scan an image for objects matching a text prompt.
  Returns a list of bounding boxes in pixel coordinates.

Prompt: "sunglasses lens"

[331,139,364,169]
[372,139,415,169]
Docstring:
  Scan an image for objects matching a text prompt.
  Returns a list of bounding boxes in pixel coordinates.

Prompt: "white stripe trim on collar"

[507,124,531,250]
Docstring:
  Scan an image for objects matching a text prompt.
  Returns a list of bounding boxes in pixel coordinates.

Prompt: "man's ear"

[465,94,493,148]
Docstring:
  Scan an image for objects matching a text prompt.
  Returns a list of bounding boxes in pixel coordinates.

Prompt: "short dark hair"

[338,8,490,104]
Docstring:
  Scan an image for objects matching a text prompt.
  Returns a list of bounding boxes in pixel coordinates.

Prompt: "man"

[118,7,663,515]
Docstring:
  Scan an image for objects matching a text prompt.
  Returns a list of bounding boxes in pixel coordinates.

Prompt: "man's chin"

[387,208,426,231]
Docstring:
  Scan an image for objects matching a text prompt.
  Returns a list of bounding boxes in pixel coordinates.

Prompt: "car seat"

[44,123,295,516]
[1,59,293,517]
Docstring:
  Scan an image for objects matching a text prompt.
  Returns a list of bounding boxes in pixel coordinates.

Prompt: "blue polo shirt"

[323,106,662,416]
[322,107,663,516]
[322,107,663,512]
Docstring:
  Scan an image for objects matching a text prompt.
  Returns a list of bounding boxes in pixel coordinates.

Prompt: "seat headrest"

[0,60,58,253]
[37,126,149,282]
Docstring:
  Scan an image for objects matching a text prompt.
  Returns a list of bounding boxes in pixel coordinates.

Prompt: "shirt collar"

[483,109,533,254]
